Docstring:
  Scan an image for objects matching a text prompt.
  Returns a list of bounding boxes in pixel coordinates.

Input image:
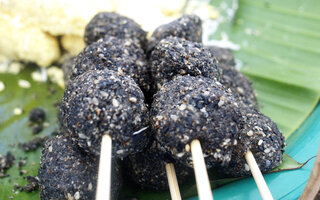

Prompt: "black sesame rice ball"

[84,12,147,47]
[206,46,257,108]
[38,135,122,200]
[59,69,150,157]
[147,15,202,53]
[70,36,150,93]
[218,109,285,176]
[124,140,192,191]
[151,75,241,168]
[150,37,221,92]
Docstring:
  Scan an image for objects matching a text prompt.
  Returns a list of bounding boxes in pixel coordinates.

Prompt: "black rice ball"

[84,12,147,48]
[38,135,122,200]
[218,108,285,176]
[71,36,150,93]
[151,75,241,168]
[124,140,192,191]
[150,37,221,92]
[147,15,202,53]
[206,46,257,108]
[59,69,150,157]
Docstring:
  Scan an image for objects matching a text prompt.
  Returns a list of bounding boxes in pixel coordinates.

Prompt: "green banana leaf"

[1,0,320,199]
[0,67,63,199]
[209,0,320,136]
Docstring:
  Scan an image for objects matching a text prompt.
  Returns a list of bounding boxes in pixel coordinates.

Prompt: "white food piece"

[185,0,219,20]
[111,0,181,33]
[31,70,46,82]
[47,66,65,88]
[18,79,31,88]
[0,0,112,66]
[0,81,5,92]
[13,107,23,115]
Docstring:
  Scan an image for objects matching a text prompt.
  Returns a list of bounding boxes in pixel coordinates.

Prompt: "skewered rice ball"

[150,37,221,92]
[218,109,285,176]
[38,135,122,200]
[59,69,150,157]
[71,36,150,92]
[147,15,202,53]
[84,12,147,48]
[151,75,241,168]
[124,140,192,191]
[206,46,257,108]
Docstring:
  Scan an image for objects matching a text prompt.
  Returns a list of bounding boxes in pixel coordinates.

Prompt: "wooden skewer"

[165,163,182,200]
[96,134,112,200]
[191,139,214,200]
[245,150,273,200]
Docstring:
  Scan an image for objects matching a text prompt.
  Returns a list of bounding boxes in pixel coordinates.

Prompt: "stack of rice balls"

[38,12,285,199]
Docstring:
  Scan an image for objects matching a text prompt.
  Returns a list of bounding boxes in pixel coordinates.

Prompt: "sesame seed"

[247,130,253,137]
[112,99,120,107]
[245,164,250,171]
[74,191,80,200]
[179,104,187,111]
[129,97,137,103]
[88,183,92,190]
[185,144,190,152]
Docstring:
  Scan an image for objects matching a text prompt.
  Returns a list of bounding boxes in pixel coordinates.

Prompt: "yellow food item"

[0,0,113,36]
[61,35,86,56]
[0,14,60,67]
[0,0,112,66]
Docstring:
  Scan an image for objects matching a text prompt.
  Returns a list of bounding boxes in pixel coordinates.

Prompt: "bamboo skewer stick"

[96,135,112,200]
[245,150,273,200]
[191,139,214,200]
[165,163,182,200]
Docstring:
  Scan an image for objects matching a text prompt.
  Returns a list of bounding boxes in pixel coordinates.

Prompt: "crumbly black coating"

[32,124,43,134]
[61,56,75,87]
[38,135,122,200]
[71,36,151,93]
[19,136,49,152]
[29,108,46,123]
[59,70,150,157]
[124,140,192,191]
[0,152,15,178]
[150,37,221,92]
[147,15,202,53]
[151,76,241,168]
[84,12,147,48]
[14,176,39,192]
[218,108,285,176]
[206,46,258,108]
